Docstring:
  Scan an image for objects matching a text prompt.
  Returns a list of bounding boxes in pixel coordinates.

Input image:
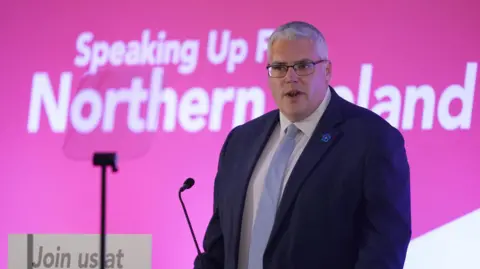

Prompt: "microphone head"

[184,177,195,188]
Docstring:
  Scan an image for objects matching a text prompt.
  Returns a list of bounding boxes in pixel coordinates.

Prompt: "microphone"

[178,177,202,256]
[180,177,195,192]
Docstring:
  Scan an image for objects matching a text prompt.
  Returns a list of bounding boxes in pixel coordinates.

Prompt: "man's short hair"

[268,21,329,60]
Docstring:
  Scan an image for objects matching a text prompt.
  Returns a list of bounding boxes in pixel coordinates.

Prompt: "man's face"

[267,38,331,122]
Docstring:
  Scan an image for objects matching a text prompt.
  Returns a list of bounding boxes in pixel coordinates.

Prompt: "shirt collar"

[279,87,331,138]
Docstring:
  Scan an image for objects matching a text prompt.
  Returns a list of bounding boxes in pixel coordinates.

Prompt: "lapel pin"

[321,133,331,143]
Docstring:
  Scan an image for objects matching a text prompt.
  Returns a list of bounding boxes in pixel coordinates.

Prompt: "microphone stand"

[100,165,107,269]
[92,153,118,269]
[179,189,201,255]
[178,178,204,268]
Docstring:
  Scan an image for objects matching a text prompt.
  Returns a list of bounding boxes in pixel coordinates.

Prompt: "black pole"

[100,166,107,269]
[179,189,201,255]
[92,152,118,269]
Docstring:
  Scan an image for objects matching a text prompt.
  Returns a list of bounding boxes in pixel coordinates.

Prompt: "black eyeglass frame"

[266,59,329,78]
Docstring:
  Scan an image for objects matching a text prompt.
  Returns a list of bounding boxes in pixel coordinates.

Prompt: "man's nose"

[284,67,298,82]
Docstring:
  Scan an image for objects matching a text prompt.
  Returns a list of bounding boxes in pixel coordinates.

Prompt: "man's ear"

[325,61,332,81]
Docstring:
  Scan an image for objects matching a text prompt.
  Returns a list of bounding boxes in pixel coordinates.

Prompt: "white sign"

[8,234,152,269]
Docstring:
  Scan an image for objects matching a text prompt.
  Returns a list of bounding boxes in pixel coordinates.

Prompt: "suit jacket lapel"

[231,111,279,264]
[267,87,346,248]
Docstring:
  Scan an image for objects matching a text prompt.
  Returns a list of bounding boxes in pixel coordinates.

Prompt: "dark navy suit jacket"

[194,87,411,269]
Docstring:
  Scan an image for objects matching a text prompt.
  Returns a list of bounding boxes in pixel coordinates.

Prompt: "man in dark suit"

[194,21,411,269]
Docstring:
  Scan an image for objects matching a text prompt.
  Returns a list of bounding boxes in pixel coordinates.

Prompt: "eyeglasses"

[266,59,328,78]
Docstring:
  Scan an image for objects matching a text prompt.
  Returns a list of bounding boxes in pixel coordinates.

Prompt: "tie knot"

[285,124,299,139]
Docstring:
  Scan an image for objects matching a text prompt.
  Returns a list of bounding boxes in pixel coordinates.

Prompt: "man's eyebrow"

[270,61,287,65]
[270,59,312,65]
[293,58,313,64]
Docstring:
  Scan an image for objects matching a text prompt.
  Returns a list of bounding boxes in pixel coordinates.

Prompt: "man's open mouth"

[286,90,301,97]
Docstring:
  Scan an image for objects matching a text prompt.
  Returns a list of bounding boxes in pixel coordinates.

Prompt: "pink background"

[1,0,479,268]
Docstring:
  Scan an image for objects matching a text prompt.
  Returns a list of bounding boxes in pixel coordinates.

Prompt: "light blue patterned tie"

[247,124,299,269]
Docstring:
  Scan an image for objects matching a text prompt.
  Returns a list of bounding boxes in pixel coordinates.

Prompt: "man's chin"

[280,108,308,122]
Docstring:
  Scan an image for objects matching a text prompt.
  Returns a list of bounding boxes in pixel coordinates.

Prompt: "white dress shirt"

[237,89,332,269]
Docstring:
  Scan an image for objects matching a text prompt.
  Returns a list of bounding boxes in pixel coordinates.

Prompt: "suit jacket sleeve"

[355,125,412,269]
[193,128,236,269]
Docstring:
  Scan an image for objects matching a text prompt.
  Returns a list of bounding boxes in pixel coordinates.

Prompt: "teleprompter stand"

[92,152,118,269]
